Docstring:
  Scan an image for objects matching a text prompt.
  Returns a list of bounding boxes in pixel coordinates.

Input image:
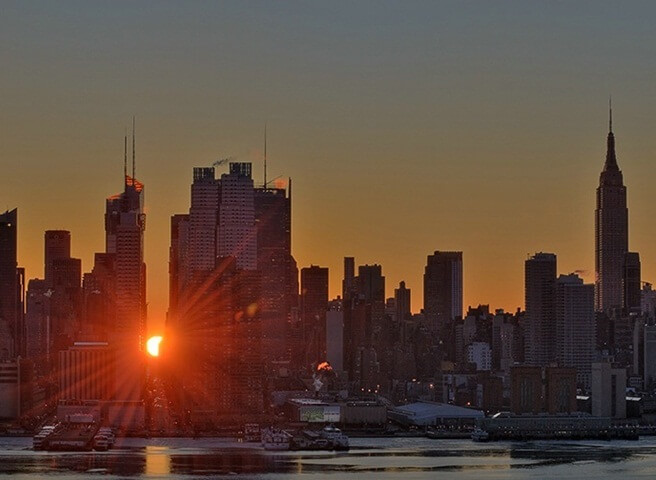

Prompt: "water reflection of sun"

[145,446,171,476]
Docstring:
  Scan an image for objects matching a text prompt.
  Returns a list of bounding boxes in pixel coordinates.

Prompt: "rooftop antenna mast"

[264,123,267,188]
[609,96,613,133]
[124,128,128,190]
[131,116,136,181]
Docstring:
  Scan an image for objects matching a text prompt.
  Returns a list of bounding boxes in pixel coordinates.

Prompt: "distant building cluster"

[1,111,656,432]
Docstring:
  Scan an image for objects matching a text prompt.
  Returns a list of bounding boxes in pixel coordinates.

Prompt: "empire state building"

[595,108,628,312]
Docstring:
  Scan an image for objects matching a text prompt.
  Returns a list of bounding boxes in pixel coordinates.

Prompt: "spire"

[132,116,136,180]
[264,123,267,188]
[604,100,618,171]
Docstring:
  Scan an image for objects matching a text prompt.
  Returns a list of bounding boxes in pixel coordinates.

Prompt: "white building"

[466,342,491,371]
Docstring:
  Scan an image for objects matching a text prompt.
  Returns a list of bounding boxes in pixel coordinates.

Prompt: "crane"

[212,157,234,168]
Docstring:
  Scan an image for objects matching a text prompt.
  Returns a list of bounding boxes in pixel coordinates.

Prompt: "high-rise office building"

[44,230,71,287]
[595,109,629,312]
[623,252,641,314]
[254,180,297,358]
[218,163,257,270]
[0,209,23,360]
[100,131,146,403]
[187,167,220,277]
[301,265,329,364]
[555,274,596,388]
[423,251,463,331]
[394,281,411,323]
[525,252,557,366]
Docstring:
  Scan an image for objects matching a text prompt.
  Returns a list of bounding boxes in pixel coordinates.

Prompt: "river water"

[1,436,655,479]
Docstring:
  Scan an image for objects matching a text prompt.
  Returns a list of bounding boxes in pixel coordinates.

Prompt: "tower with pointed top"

[595,105,629,312]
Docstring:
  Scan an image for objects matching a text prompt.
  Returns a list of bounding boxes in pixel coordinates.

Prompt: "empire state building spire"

[605,99,619,172]
[595,104,629,312]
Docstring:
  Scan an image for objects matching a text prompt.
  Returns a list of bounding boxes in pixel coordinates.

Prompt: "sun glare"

[146,336,163,357]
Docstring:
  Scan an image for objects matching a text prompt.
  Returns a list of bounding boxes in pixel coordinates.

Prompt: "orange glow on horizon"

[146,336,163,357]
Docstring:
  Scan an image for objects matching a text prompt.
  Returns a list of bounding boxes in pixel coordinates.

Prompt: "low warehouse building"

[389,401,484,427]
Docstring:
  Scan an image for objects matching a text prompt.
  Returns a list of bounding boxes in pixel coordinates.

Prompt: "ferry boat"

[45,414,100,451]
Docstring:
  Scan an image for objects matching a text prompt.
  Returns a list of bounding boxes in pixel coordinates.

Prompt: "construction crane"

[212,157,234,168]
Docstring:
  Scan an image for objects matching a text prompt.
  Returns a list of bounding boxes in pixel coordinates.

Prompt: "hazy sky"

[3,1,656,333]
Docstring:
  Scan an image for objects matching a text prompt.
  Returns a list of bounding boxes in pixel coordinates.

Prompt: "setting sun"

[146,336,163,357]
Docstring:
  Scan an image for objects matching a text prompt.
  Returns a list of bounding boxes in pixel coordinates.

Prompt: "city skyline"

[4,2,656,333]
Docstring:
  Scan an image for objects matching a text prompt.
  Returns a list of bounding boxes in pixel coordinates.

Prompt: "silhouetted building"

[595,109,629,312]
[254,181,297,359]
[511,366,543,414]
[301,265,329,365]
[423,251,462,331]
[525,253,556,366]
[0,209,24,360]
[545,367,577,414]
[623,252,641,314]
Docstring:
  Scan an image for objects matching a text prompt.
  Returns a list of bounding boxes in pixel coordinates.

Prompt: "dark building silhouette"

[423,251,463,332]
[301,265,329,365]
[623,252,641,314]
[524,252,556,366]
[595,108,629,312]
[45,230,71,287]
[254,181,298,360]
[0,209,24,360]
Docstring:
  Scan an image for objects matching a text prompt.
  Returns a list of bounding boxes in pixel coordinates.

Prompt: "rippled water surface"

[1,436,656,479]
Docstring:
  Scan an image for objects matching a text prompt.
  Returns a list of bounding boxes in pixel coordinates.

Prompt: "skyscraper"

[623,252,641,314]
[218,162,257,270]
[101,129,147,403]
[555,274,596,388]
[525,252,556,366]
[595,107,629,312]
[0,209,22,360]
[301,265,329,364]
[423,251,463,331]
[254,180,297,359]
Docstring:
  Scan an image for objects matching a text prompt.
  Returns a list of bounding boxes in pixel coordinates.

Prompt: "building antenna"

[124,128,128,190]
[264,122,267,188]
[132,116,136,180]
[609,96,613,133]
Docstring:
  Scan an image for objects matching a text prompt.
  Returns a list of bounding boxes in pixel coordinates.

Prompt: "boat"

[45,414,100,451]
[97,427,115,447]
[320,425,350,451]
[243,423,261,442]
[261,427,292,451]
[471,428,490,442]
[93,434,109,451]
[33,424,59,450]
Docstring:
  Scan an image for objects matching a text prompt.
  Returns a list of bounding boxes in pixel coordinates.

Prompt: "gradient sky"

[3,1,656,334]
